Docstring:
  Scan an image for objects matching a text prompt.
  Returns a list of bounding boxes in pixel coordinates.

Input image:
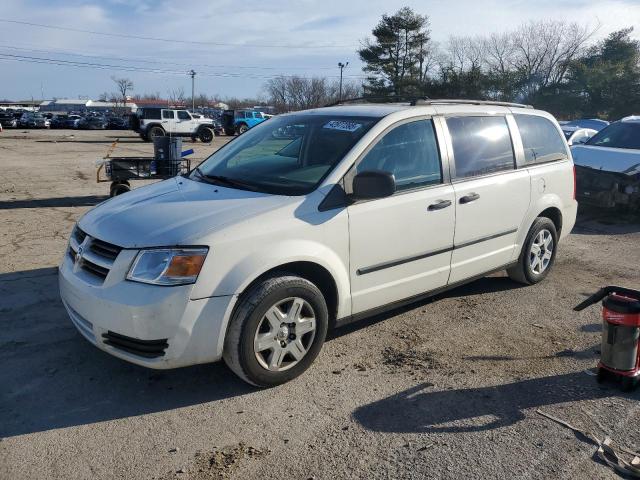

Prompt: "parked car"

[19,112,48,128]
[562,118,609,131]
[0,111,18,128]
[77,115,108,130]
[561,126,597,146]
[59,99,577,386]
[65,115,83,129]
[106,117,129,129]
[49,114,67,129]
[221,109,270,135]
[130,108,217,142]
[572,117,640,209]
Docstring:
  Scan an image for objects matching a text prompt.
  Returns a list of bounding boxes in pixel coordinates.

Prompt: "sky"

[1,0,640,101]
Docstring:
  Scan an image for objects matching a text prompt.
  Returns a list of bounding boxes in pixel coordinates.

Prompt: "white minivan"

[59,100,577,386]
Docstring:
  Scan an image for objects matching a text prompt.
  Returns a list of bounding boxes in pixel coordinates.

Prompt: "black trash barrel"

[153,136,182,176]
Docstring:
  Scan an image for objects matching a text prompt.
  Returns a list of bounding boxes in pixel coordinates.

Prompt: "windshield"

[192,114,379,195]
[586,122,640,150]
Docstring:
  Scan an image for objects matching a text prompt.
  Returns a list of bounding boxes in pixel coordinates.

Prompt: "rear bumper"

[59,252,237,369]
[561,200,578,240]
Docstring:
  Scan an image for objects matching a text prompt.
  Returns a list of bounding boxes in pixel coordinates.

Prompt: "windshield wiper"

[193,168,259,191]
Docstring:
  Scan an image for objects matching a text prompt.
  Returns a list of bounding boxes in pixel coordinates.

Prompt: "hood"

[79,177,293,248]
[571,145,640,176]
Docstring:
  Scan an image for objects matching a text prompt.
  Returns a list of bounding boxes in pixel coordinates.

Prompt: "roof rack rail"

[324,96,418,107]
[410,98,533,109]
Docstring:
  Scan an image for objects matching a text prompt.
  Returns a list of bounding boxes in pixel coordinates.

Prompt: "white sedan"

[561,126,597,146]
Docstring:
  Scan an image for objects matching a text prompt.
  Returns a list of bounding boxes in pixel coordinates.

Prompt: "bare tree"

[167,87,185,107]
[511,20,598,96]
[483,32,517,74]
[441,36,485,73]
[111,76,134,101]
[263,76,362,112]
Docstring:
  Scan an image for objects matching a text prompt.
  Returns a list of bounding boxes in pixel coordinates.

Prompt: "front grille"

[102,331,168,358]
[81,259,109,278]
[90,238,121,260]
[72,226,87,245]
[68,227,122,283]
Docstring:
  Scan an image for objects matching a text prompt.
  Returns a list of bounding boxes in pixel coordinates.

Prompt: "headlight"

[127,248,208,286]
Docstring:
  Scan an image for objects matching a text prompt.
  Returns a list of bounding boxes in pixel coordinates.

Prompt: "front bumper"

[59,244,237,369]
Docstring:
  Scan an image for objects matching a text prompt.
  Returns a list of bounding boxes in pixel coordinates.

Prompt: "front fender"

[192,239,351,319]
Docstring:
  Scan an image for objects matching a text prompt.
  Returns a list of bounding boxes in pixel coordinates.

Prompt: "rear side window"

[357,119,442,191]
[143,109,161,120]
[514,114,567,164]
[446,116,515,178]
[162,110,174,119]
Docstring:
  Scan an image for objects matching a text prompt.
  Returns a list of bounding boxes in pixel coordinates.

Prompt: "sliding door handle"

[459,192,480,204]
[428,199,452,211]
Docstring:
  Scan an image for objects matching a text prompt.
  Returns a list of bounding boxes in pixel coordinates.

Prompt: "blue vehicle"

[222,109,270,135]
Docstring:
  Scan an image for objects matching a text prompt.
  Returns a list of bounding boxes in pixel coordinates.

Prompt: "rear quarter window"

[514,114,567,164]
[143,109,162,120]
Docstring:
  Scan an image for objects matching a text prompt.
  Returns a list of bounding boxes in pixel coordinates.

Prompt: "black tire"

[507,217,558,285]
[148,126,165,139]
[110,182,131,197]
[223,273,329,387]
[237,123,248,135]
[198,127,214,143]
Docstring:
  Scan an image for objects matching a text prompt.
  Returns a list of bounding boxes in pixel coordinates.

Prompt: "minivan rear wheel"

[507,217,558,285]
[223,274,328,387]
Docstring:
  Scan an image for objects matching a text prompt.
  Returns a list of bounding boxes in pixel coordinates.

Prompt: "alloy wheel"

[529,229,554,274]
[253,297,316,372]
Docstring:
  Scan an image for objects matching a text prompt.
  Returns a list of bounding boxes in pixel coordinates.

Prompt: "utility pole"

[338,62,349,102]
[188,69,196,111]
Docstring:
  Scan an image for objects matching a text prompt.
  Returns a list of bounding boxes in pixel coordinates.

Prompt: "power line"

[0,52,368,81]
[0,18,359,49]
[0,44,343,71]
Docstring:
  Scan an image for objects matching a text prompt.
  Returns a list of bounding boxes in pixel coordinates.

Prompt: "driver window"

[356,119,442,191]
[177,111,191,120]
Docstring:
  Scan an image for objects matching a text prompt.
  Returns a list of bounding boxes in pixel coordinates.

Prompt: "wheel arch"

[235,261,339,324]
[145,123,165,133]
[537,206,563,236]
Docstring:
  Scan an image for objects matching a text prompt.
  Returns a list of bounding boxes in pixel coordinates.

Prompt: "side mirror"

[351,170,396,200]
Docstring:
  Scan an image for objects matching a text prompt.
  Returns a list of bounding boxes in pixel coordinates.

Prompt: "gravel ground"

[1,129,639,480]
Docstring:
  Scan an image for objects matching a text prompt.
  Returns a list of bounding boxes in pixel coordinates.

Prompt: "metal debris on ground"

[537,409,640,478]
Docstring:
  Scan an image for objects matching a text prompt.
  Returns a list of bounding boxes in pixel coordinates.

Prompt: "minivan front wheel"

[223,274,328,387]
[508,217,558,285]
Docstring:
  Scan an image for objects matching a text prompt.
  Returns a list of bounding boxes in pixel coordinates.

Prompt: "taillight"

[573,165,577,200]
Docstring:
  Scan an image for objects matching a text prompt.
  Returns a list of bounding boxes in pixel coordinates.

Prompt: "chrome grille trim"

[68,227,123,284]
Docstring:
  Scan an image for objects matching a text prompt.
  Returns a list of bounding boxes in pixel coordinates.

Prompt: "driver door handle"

[428,199,452,211]
[459,192,480,204]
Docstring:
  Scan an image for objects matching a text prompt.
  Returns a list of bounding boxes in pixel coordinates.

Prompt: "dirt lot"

[1,129,639,480]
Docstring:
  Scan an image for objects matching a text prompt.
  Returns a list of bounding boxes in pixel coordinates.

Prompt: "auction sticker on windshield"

[323,120,362,133]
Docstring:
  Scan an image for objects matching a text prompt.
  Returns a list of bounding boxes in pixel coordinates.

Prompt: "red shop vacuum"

[575,286,640,391]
